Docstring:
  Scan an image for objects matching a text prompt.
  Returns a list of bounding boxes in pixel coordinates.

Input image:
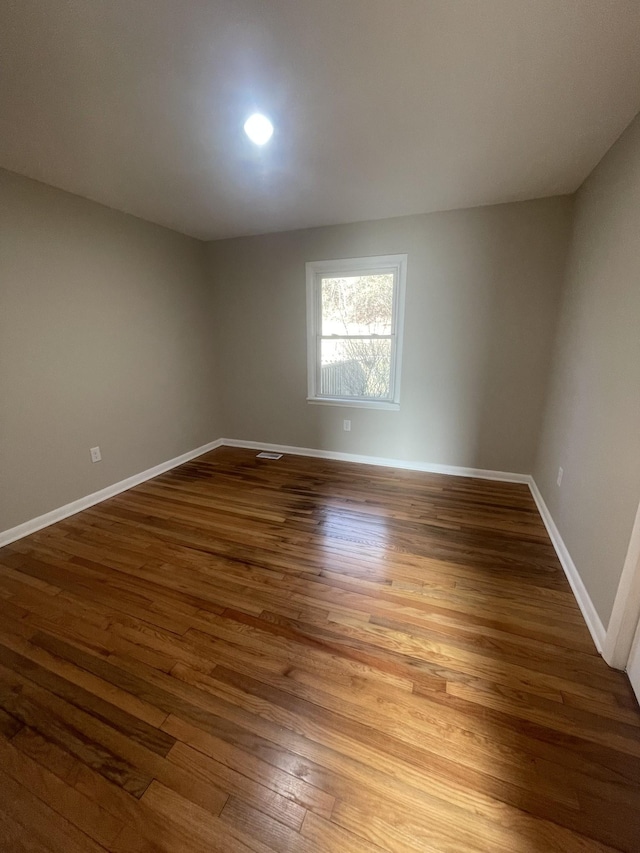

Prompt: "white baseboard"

[0,438,224,549]
[0,434,609,663]
[0,436,526,548]
[220,438,530,484]
[527,477,606,653]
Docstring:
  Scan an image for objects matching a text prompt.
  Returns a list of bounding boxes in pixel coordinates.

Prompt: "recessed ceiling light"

[244,113,273,145]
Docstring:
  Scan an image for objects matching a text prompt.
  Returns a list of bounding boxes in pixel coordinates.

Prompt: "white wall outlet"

[343,419,351,432]
[557,466,563,487]
[90,446,102,463]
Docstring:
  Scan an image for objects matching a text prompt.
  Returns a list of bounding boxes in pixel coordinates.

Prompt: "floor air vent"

[256,452,283,460]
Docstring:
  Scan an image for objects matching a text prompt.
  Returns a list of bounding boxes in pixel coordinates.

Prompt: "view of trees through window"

[320,273,394,399]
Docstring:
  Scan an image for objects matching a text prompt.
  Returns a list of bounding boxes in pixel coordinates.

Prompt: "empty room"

[2,1,640,851]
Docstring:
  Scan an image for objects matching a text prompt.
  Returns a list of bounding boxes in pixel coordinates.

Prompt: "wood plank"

[0,766,108,853]
[164,712,332,814]
[0,665,153,797]
[0,736,123,847]
[112,780,261,853]
[0,638,175,755]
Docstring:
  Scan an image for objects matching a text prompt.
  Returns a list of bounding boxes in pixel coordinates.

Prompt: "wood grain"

[0,446,638,851]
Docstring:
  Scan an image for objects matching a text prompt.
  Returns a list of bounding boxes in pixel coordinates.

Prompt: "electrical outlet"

[557,466,563,487]
[343,419,351,432]
[90,446,102,463]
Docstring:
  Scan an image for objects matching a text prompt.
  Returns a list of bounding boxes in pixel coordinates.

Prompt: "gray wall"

[0,169,222,532]
[534,114,640,628]
[208,197,572,474]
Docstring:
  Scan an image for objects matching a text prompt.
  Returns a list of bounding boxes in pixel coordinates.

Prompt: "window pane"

[321,274,394,336]
[320,338,392,399]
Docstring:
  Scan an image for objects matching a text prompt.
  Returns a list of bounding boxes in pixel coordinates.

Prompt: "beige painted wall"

[207,197,572,474]
[0,169,222,532]
[534,114,640,627]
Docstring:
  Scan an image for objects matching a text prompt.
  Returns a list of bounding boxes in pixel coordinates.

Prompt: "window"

[306,254,407,409]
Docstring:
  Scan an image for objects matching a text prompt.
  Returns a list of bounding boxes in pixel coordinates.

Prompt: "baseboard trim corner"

[527,476,606,654]
[220,438,530,484]
[0,438,224,549]
[601,500,640,669]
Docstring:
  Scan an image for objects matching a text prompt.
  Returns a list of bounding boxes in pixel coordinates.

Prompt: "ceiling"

[2,1,640,241]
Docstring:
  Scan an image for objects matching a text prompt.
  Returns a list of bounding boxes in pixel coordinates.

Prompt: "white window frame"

[306,254,407,410]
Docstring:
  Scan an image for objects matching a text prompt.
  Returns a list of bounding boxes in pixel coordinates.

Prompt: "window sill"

[306,397,400,411]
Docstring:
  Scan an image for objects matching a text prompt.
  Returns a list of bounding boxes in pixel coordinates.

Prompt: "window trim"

[305,254,407,410]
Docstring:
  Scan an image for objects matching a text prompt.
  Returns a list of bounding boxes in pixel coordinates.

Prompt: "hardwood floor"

[0,446,638,852]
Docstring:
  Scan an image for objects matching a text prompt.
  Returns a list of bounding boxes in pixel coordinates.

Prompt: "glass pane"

[321,274,394,336]
[320,338,392,399]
